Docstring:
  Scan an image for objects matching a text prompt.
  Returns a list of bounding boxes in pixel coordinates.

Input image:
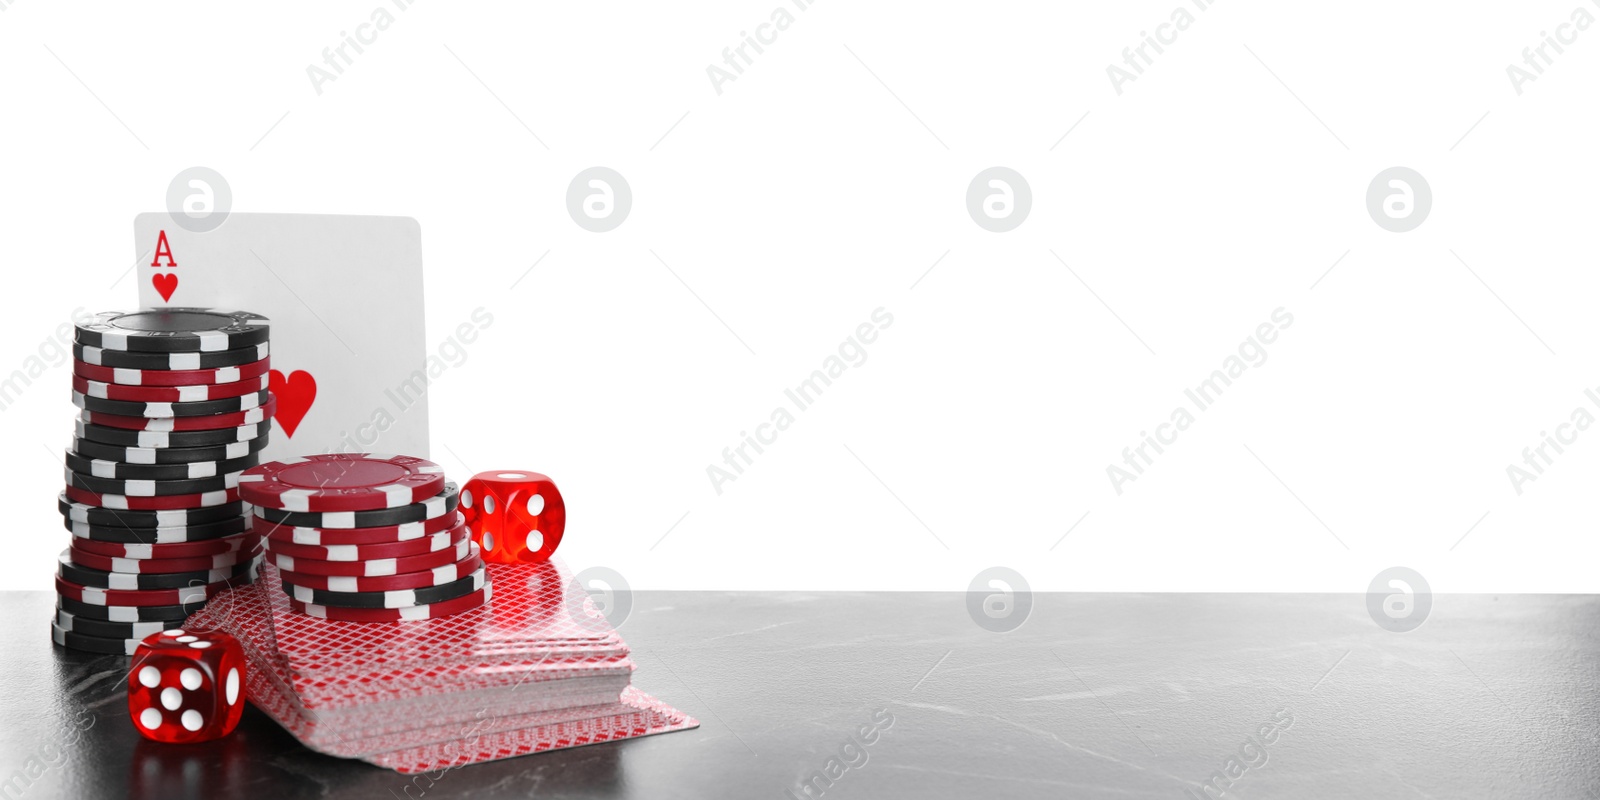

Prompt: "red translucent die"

[127,628,246,743]
[459,471,566,564]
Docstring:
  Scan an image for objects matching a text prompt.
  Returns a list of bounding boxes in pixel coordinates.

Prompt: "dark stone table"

[3,590,1596,799]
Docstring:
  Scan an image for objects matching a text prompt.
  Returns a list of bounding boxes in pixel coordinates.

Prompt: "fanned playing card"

[262,558,633,709]
[268,557,628,664]
[362,687,698,774]
[186,560,698,772]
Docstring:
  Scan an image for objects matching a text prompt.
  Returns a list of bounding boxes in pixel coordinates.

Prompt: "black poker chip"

[64,467,241,497]
[71,435,269,465]
[57,550,254,591]
[58,493,245,529]
[74,418,267,448]
[254,483,460,529]
[51,622,141,655]
[65,450,260,482]
[281,566,486,609]
[74,309,270,353]
[54,608,183,640]
[65,516,249,544]
[56,593,207,622]
[73,341,269,370]
[72,388,271,418]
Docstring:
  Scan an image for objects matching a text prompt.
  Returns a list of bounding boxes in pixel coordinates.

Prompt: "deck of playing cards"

[185,558,697,773]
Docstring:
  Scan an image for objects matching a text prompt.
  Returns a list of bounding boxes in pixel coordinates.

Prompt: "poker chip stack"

[53,309,274,654]
[240,454,491,621]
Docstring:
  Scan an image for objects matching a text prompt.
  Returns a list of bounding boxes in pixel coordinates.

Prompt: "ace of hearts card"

[133,213,431,461]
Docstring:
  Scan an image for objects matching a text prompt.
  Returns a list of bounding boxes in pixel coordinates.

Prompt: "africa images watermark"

[305,0,421,95]
[0,710,95,799]
[781,707,894,800]
[0,307,89,413]
[1106,307,1294,495]
[328,306,494,454]
[967,567,1032,634]
[1505,1,1598,95]
[1502,384,1600,496]
[1105,0,1219,95]
[706,0,818,95]
[707,307,894,494]
[1181,708,1294,800]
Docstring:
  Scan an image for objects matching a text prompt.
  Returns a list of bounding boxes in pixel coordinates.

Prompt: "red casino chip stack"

[53,309,272,655]
[240,454,490,621]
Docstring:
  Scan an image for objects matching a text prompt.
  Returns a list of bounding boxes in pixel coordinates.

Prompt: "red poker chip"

[239,454,446,513]
[286,582,491,622]
[68,541,260,574]
[64,485,239,511]
[55,571,252,606]
[275,544,483,592]
[263,521,467,562]
[72,356,271,387]
[77,397,276,431]
[73,374,269,403]
[252,510,461,546]
[70,532,260,560]
[266,537,472,577]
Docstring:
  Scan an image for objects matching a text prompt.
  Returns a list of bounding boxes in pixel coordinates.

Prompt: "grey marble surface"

[2,589,1597,799]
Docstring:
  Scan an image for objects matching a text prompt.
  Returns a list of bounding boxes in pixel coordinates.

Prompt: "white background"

[1,1,1596,593]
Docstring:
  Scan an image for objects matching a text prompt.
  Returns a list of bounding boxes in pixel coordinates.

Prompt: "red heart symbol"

[268,369,317,438]
[151,273,178,302]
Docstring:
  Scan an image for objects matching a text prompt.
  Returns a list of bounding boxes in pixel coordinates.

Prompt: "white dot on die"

[484,530,496,553]
[528,531,543,552]
[161,687,182,710]
[139,708,162,729]
[485,496,496,514]
[181,709,203,731]
[176,635,197,643]
[138,666,160,688]
[188,641,211,649]
[526,494,544,515]
[461,490,473,509]
[496,473,525,479]
[226,668,239,704]
[180,668,202,691]
[163,629,185,637]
